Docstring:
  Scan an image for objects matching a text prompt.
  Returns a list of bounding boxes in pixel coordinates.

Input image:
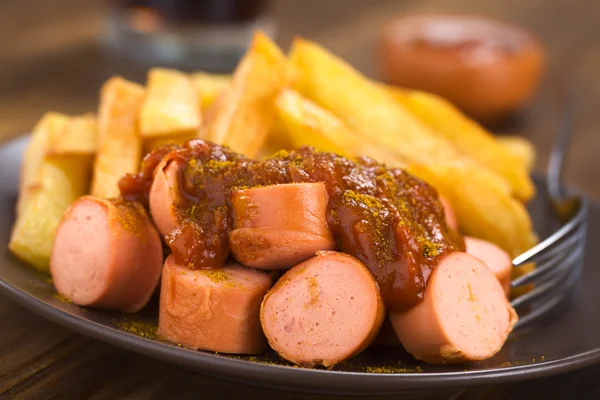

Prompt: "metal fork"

[510,80,589,328]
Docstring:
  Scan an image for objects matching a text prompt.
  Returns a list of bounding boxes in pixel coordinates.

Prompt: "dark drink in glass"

[104,0,275,71]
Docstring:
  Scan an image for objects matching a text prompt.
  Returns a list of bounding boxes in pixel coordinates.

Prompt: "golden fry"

[46,113,96,157]
[9,158,90,271]
[497,136,536,172]
[276,89,353,155]
[17,112,69,216]
[202,32,287,157]
[189,72,231,110]
[10,113,93,271]
[274,89,402,165]
[288,38,512,191]
[288,39,464,165]
[91,77,145,198]
[387,86,535,202]
[258,123,295,159]
[140,68,201,138]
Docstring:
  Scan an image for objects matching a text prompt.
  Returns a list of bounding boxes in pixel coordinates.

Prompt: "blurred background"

[0,0,598,198]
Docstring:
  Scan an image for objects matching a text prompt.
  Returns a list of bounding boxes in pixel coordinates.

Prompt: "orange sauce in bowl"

[379,15,545,122]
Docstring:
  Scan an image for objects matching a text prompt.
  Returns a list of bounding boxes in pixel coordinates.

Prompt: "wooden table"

[1,0,599,398]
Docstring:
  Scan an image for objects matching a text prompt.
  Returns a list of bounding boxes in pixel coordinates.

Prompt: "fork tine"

[534,226,585,263]
[513,264,580,328]
[512,224,586,287]
[512,246,579,289]
[512,199,588,267]
[511,245,584,309]
[510,79,588,327]
[513,253,583,329]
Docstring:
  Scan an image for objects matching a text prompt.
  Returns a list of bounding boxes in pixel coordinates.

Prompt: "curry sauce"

[119,139,464,311]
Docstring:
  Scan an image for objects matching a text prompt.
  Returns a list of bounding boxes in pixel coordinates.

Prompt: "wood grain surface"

[1,0,599,398]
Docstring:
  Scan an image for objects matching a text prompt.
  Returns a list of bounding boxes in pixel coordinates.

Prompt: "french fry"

[140,68,201,138]
[9,158,90,271]
[258,123,295,159]
[189,72,231,110]
[10,114,92,272]
[91,77,145,198]
[202,32,287,157]
[275,89,402,166]
[497,136,536,172]
[17,112,69,217]
[289,38,512,194]
[276,89,353,155]
[407,161,537,258]
[387,86,535,202]
[46,113,96,157]
[289,39,467,166]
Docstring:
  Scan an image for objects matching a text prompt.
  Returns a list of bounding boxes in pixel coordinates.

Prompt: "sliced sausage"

[465,236,512,295]
[50,196,163,313]
[260,251,385,367]
[439,195,458,231]
[149,158,181,236]
[389,252,517,364]
[159,255,272,354]
[229,183,336,269]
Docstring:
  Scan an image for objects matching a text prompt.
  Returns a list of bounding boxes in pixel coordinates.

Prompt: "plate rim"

[3,273,600,394]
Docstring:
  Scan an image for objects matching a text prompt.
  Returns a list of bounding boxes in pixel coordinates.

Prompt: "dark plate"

[1,135,599,396]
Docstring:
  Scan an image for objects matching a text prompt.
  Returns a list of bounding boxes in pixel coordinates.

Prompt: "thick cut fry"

[91,77,145,198]
[289,39,466,166]
[202,32,287,157]
[9,157,90,271]
[387,87,535,202]
[407,162,537,258]
[17,112,69,217]
[140,68,201,138]
[497,136,536,172]
[275,89,402,166]
[46,114,96,157]
[276,89,352,155]
[257,124,294,159]
[10,112,93,271]
[190,72,231,110]
[288,39,512,195]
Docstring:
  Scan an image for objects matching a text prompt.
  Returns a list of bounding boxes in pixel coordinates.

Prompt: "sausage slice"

[149,159,181,236]
[260,251,385,367]
[50,196,163,312]
[465,236,512,295]
[229,183,336,269]
[158,255,272,354]
[390,252,517,364]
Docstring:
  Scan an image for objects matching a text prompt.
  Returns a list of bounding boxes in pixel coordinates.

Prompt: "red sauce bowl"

[379,14,545,122]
